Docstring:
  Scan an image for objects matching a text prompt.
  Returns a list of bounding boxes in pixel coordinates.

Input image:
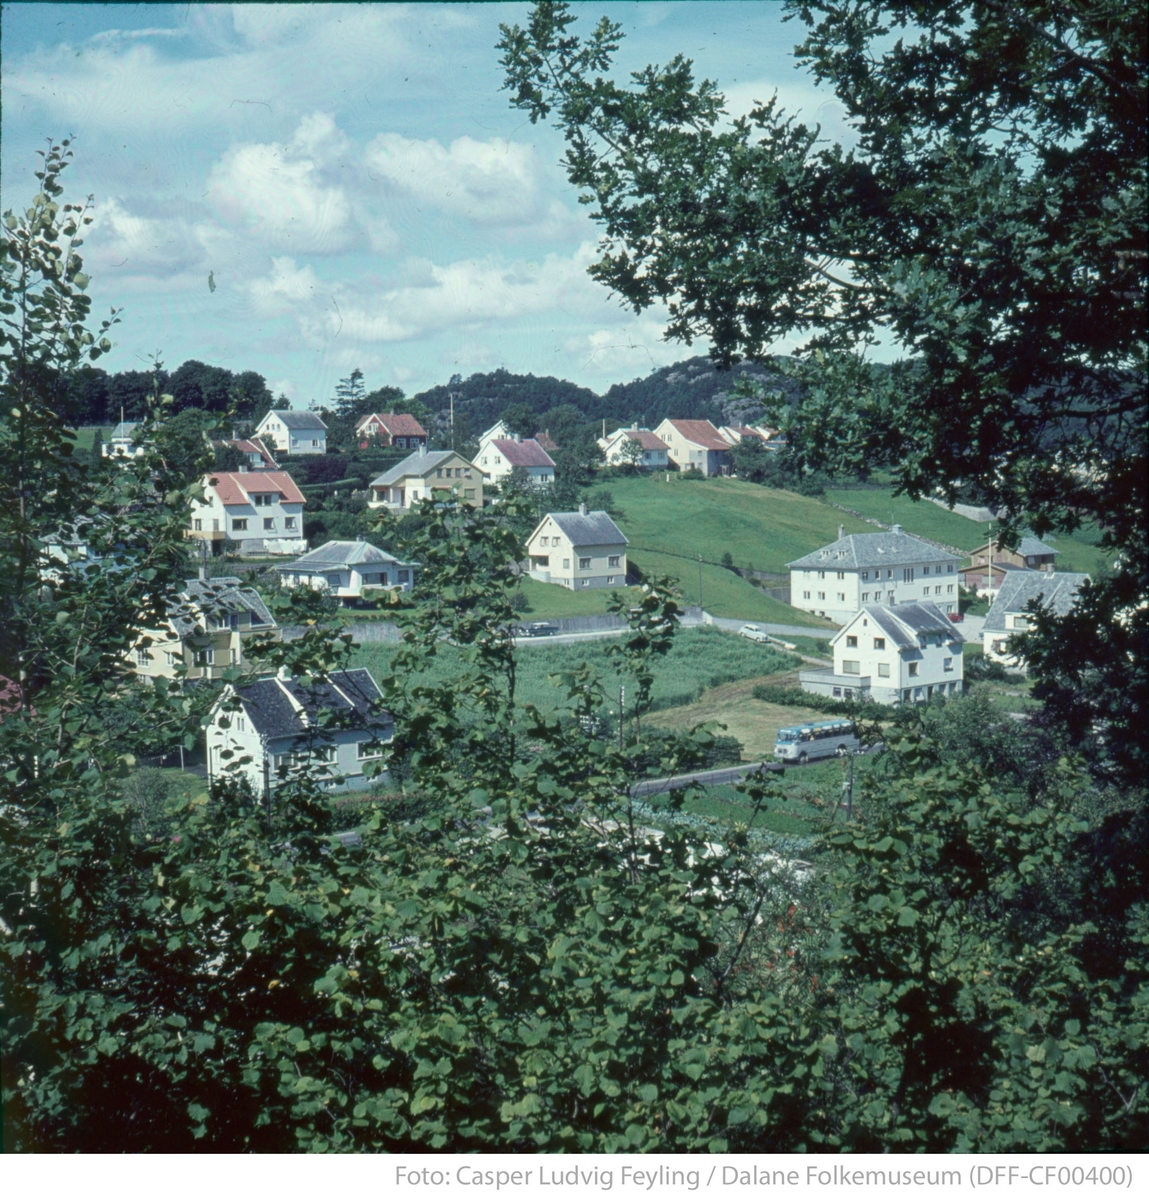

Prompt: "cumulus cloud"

[365,133,547,225]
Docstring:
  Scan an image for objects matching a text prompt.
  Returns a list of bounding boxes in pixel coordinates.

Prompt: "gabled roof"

[660,419,730,452]
[370,449,471,487]
[206,471,306,506]
[533,430,559,452]
[168,576,277,637]
[260,409,327,431]
[969,536,1059,559]
[355,412,427,438]
[489,438,556,468]
[788,530,960,570]
[983,571,1090,634]
[232,668,388,741]
[836,602,965,650]
[533,510,628,548]
[621,429,669,451]
[211,437,278,467]
[276,539,414,573]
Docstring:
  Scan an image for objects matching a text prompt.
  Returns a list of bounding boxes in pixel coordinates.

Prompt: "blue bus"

[774,719,860,764]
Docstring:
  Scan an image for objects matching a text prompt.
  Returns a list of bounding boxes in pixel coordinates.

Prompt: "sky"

[1,2,852,407]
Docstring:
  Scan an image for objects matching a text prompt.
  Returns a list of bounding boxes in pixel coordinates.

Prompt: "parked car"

[738,624,770,642]
[517,622,560,638]
[947,611,964,622]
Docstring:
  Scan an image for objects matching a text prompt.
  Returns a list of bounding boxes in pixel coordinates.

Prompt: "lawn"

[513,577,646,619]
[72,426,105,450]
[350,625,803,718]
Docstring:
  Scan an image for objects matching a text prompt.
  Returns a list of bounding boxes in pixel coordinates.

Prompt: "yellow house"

[368,448,483,509]
[132,574,279,681]
[526,504,628,590]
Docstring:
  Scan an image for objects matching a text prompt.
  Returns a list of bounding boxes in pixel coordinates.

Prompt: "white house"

[132,572,278,681]
[187,470,306,556]
[787,525,962,625]
[254,409,328,455]
[275,539,417,601]
[799,602,965,705]
[206,667,391,797]
[654,419,732,476]
[597,428,670,469]
[982,571,1090,670]
[526,504,628,590]
[368,448,483,509]
[210,435,278,470]
[103,420,148,459]
[477,434,556,486]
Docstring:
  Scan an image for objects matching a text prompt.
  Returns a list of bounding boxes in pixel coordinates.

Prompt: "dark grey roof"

[235,668,388,740]
[275,539,414,573]
[168,576,277,637]
[1017,537,1059,558]
[842,602,965,650]
[983,572,1090,634]
[788,531,960,570]
[266,409,327,431]
[370,450,460,487]
[537,510,628,547]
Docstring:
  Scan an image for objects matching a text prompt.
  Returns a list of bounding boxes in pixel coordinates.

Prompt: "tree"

[498,0,1147,780]
[500,400,536,437]
[332,368,367,420]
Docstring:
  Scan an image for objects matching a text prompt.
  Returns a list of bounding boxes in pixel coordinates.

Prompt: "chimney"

[838,524,844,540]
[892,523,903,535]
[579,501,588,516]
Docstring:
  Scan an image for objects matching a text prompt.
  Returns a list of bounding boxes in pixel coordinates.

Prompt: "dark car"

[518,622,560,637]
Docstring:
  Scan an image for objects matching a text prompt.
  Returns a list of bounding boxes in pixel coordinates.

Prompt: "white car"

[738,624,770,643]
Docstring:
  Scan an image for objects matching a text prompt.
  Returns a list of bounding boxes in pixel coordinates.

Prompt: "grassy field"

[350,625,803,718]
[73,426,104,450]
[513,578,646,619]
[603,473,873,575]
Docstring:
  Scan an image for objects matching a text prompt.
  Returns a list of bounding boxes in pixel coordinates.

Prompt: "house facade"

[597,428,670,469]
[276,539,417,600]
[526,504,628,590]
[654,419,732,476]
[477,435,556,486]
[354,412,428,451]
[788,525,962,625]
[368,448,483,509]
[961,536,1059,597]
[254,409,328,455]
[982,571,1090,670]
[103,421,148,459]
[206,668,391,797]
[799,602,965,705]
[133,574,279,681]
[187,470,307,555]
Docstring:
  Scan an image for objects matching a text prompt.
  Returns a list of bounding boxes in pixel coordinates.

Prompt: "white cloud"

[246,256,324,316]
[563,319,692,380]
[365,133,546,225]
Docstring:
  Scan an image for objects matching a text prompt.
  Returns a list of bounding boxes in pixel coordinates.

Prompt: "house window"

[326,574,340,587]
[908,662,919,677]
[193,519,202,531]
[194,648,213,667]
[608,556,620,568]
[436,469,443,478]
[842,660,861,675]
[398,570,410,583]
[252,494,272,506]
[357,741,384,760]
[861,592,869,602]
[581,579,589,587]
[903,568,915,582]
[923,586,930,596]
[817,592,825,600]
[846,636,858,648]
[837,571,845,580]
[264,518,275,530]
[887,591,895,601]
[944,657,954,672]
[878,663,890,677]
[837,592,846,602]
[861,571,869,581]
[818,570,825,579]
[803,591,811,600]
[165,651,177,667]
[606,576,616,585]
[947,584,954,593]
[285,516,296,529]
[832,687,842,698]
[135,648,151,665]
[232,519,247,532]
[886,570,893,579]
[935,585,942,594]
[947,564,954,573]
[579,557,591,570]
[563,559,571,570]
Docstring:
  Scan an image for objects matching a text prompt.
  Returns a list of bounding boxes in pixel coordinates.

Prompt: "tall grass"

[350,626,801,717]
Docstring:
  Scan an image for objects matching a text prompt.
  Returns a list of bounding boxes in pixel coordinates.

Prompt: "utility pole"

[698,554,703,611]
[618,684,625,752]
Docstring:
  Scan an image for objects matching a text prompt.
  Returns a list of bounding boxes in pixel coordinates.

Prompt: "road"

[631,760,781,798]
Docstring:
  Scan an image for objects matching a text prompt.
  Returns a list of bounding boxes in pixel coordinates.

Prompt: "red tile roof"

[492,438,556,468]
[533,430,559,451]
[665,420,730,451]
[207,471,306,506]
[355,412,428,438]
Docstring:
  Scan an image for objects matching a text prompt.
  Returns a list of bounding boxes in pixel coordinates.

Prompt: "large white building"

[799,602,965,705]
[187,470,306,556]
[787,526,962,625]
[477,434,556,486]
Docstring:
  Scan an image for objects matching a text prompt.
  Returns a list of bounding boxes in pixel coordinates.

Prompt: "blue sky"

[2,3,849,406]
